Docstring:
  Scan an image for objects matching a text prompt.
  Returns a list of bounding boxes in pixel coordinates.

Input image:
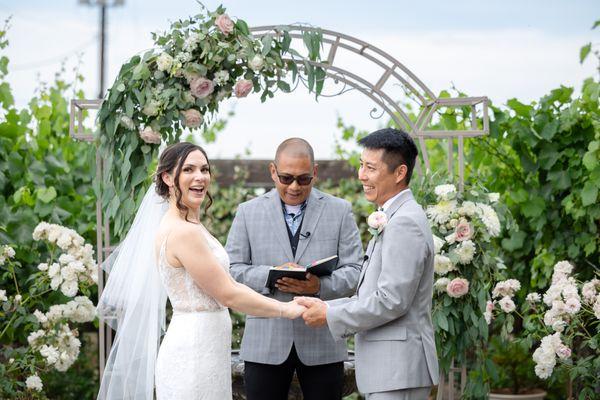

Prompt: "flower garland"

[97,4,325,237]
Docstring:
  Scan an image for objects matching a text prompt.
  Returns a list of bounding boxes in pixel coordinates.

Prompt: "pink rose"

[454,219,473,242]
[446,278,469,298]
[233,79,253,98]
[555,344,571,359]
[367,211,388,231]
[139,126,161,144]
[181,109,203,129]
[215,14,234,35]
[190,77,214,99]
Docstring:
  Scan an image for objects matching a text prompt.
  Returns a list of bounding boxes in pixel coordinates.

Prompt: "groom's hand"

[296,297,327,327]
[276,272,320,295]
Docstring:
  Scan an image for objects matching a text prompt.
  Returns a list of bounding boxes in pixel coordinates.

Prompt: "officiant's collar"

[281,200,307,216]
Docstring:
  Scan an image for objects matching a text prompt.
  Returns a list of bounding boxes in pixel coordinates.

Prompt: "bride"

[97,142,306,399]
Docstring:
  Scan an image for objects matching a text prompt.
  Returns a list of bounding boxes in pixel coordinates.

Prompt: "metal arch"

[249,25,489,183]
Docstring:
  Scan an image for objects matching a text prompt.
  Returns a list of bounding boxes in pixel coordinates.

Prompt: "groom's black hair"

[358,128,418,184]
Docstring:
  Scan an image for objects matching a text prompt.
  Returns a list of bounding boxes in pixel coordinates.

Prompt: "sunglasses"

[274,165,314,186]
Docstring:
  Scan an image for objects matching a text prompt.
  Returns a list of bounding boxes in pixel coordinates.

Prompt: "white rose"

[434,254,454,276]
[553,261,573,275]
[156,52,174,72]
[564,297,581,314]
[498,296,516,313]
[0,289,7,302]
[25,375,43,392]
[248,54,265,72]
[434,184,457,201]
[526,292,541,303]
[61,280,79,297]
[50,275,63,290]
[14,294,22,303]
[33,309,48,324]
[432,235,445,254]
[213,70,230,85]
[37,263,49,271]
[434,278,450,292]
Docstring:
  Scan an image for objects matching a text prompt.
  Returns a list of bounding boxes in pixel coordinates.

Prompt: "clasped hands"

[274,262,327,327]
[283,297,328,328]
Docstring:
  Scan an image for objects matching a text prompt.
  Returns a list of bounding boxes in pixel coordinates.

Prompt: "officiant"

[226,138,363,400]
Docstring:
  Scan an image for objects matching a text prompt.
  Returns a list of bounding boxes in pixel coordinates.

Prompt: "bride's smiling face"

[163,150,211,210]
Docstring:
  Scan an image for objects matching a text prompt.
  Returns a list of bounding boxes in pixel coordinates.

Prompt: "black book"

[265,255,339,290]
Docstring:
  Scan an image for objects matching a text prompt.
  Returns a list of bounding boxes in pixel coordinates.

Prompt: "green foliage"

[0,23,98,397]
[469,80,600,289]
[97,4,325,239]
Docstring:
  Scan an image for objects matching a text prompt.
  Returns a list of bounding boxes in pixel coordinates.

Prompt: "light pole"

[78,0,124,99]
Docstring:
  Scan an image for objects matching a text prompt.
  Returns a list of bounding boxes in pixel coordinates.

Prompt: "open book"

[265,255,339,290]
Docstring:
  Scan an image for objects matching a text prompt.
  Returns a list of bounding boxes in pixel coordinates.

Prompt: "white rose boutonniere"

[367,211,388,238]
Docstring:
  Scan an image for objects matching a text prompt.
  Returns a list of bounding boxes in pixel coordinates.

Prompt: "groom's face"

[270,154,317,206]
[359,148,404,207]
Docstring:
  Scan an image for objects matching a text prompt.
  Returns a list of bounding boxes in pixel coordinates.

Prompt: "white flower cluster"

[33,324,81,372]
[474,203,501,237]
[484,278,522,323]
[541,261,582,332]
[532,332,571,379]
[25,374,43,391]
[434,184,457,201]
[33,222,97,297]
[581,278,600,320]
[33,296,96,327]
[0,244,16,265]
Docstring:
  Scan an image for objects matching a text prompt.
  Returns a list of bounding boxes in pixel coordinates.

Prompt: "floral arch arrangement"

[97,4,325,235]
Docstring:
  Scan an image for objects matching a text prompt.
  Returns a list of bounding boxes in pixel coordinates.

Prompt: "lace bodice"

[158,227,230,313]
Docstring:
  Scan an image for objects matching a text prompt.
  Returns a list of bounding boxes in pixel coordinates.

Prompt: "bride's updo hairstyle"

[155,142,213,218]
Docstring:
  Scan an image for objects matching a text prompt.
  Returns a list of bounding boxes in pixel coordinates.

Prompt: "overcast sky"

[3,0,599,158]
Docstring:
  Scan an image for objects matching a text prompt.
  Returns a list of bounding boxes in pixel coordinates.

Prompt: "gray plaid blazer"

[226,188,363,365]
[326,189,439,394]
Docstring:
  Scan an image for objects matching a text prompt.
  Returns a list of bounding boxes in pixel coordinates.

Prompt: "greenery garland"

[97,4,325,237]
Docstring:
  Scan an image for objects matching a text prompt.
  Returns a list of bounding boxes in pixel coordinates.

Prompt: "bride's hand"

[281,300,306,319]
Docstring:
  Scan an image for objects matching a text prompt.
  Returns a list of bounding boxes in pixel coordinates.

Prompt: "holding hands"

[280,297,328,328]
[295,297,328,327]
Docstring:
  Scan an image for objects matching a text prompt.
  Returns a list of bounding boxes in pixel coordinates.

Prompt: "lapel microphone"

[363,255,369,261]
[299,231,311,239]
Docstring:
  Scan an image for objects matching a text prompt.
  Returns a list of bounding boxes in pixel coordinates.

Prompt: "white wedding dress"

[155,227,232,400]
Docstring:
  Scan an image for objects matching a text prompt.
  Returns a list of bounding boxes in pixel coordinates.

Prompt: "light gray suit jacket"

[326,189,439,394]
[226,188,363,365]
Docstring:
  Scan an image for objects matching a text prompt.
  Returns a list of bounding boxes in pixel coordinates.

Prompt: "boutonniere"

[367,211,388,238]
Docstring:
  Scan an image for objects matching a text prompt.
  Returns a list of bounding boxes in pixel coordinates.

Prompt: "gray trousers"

[366,386,431,400]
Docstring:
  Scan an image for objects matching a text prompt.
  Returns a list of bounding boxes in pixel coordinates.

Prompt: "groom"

[298,128,439,399]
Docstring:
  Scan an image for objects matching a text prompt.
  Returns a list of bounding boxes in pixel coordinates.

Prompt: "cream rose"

[190,77,214,99]
[454,219,473,242]
[446,277,469,298]
[215,14,234,35]
[234,79,253,98]
[248,54,265,72]
[367,211,388,232]
[181,109,203,129]
[139,126,161,144]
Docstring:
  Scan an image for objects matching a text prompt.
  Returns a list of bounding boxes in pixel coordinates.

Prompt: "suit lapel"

[294,189,325,262]
[356,189,414,291]
[263,189,295,261]
[356,237,376,289]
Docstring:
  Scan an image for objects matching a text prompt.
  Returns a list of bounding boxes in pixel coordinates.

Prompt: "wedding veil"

[97,184,169,400]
